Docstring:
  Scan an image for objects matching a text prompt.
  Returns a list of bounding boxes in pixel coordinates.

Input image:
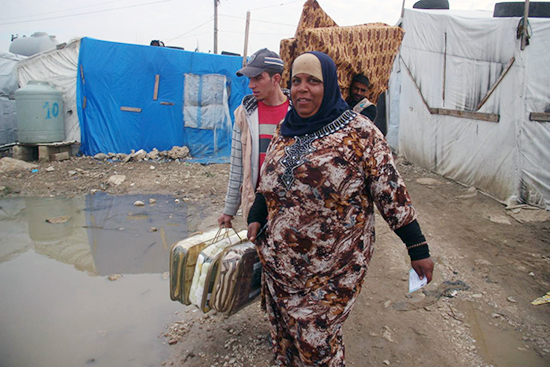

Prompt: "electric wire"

[2,0,297,51]
[0,0,173,26]
[219,29,294,36]
[218,14,295,27]
[0,0,128,21]
[249,0,304,11]
[163,17,214,42]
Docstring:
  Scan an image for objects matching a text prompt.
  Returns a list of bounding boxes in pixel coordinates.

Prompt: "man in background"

[346,73,377,122]
[346,73,389,135]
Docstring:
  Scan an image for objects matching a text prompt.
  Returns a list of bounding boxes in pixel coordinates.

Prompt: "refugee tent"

[0,51,25,146]
[387,8,550,209]
[0,52,22,98]
[280,0,404,106]
[77,37,250,160]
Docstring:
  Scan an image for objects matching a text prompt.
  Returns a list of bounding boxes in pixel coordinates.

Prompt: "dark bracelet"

[406,241,427,250]
[395,220,426,247]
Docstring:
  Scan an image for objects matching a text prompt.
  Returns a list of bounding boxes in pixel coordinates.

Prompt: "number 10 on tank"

[43,101,60,119]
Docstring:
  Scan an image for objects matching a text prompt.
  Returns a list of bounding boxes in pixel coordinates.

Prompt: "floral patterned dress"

[256,110,417,366]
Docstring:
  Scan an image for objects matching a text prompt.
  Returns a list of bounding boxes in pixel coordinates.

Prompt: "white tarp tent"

[0,52,25,146]
[0,52,24,98]
[388,8,550,209]
[17,38,80,143]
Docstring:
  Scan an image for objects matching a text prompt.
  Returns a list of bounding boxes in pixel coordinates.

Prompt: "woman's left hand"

[411,257,434,283]
[247,222,261,243]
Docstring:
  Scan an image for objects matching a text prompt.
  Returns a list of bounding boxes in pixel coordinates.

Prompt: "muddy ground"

[1,155,549,367]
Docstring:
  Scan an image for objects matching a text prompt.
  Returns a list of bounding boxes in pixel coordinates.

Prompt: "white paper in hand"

[409,268,428,293]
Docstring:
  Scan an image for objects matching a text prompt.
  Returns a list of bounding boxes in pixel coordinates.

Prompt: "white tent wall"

[0,98,17,146]
[386,56,401,149]
[519,19,550,208]
[17,38,80,143]
[389,9,550,209]
[0,52,24,98]
[0,52,25,146]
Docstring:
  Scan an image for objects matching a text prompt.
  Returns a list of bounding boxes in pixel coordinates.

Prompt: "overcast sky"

[0,0,518,56]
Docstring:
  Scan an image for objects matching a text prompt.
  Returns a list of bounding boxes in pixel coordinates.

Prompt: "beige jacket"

[223,91,290,221]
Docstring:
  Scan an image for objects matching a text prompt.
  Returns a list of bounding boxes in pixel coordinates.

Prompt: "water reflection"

[85,193,197,275]
[25,196,96,274]
[0,198,30,263]
[14,193,207,276]
[26,197,76,242]
[0,193,207,367]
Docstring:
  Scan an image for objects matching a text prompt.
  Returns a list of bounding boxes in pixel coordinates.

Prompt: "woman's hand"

[411,257,434,283]
[247,222,261,243]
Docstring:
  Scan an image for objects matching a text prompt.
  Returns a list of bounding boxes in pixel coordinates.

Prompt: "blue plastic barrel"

[15,81,65,143]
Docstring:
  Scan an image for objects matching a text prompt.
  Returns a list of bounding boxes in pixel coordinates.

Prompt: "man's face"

[248,71,277,101]
[351,81,368,102]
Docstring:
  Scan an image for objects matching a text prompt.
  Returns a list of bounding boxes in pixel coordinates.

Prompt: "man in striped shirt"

[218,48,290,229]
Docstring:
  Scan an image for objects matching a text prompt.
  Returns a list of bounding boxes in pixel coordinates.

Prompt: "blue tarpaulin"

[76,37,250,159]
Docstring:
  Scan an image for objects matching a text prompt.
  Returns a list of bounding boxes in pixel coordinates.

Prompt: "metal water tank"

[15,81,65,143]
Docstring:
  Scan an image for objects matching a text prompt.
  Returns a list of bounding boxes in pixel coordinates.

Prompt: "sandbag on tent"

[76,37,250,159]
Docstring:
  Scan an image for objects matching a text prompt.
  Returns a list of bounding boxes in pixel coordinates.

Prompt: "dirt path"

[1,156,549,366]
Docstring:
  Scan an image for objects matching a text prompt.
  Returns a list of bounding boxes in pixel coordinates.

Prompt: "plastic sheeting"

[183,73,231,132]
[0,52,24,145]
[76,38,249,159]
[0,52,24,98]
[0,98,17,145]
[519,19,550,209]
[17,39,81,143]
[388,9,550,209]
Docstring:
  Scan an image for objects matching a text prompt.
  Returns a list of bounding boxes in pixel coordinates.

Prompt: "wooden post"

[400,55,431,112]
[476,57,515,110]
[442,32,447,104]
[243,11,251,67]
[153,75,160,101]
[529,112,550,122]
[521,0,530,50]
[214,0,219,54]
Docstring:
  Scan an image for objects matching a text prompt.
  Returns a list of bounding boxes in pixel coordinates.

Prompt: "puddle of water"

[0,194,209,367]
[456,300,548,367]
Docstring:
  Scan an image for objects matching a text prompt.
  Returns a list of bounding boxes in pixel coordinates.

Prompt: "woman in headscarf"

[247,51,434,366]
